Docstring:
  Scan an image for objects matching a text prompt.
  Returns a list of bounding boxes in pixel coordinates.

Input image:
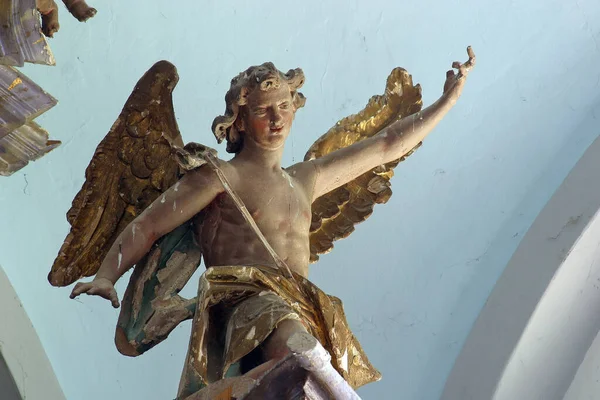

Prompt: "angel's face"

[239,82,295,150]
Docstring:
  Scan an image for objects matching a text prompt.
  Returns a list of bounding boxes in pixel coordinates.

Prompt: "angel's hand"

[70,277,120,308]
[36,0,60,37]
[64,0,97,22]
[443,46,476,101]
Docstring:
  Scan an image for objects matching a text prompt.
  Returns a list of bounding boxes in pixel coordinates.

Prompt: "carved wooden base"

[186,332,361,400]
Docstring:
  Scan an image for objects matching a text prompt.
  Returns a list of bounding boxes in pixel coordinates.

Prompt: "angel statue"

[49,47,475,399]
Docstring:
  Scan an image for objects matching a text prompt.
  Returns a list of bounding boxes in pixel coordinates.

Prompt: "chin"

[267,138,286,149]
[267,129,289,141]
[271,134,289,147]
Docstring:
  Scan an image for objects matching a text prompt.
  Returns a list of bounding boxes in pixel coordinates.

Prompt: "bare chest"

[197,169,313,271]
[217,174,312,232]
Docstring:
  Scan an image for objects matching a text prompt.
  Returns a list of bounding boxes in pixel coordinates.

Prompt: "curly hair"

[211,62,306,153]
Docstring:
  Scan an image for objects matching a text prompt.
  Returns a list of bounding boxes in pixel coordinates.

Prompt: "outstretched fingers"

[69,281,120,308]
[466,46,476,67]
[109,290,120,308]
[454,46,476,78]
[70,282,92,298]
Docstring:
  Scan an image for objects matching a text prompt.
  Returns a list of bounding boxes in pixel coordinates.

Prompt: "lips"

[269,126,283,134]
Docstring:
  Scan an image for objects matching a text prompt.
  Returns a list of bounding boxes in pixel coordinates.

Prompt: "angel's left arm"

[307,47,475,201]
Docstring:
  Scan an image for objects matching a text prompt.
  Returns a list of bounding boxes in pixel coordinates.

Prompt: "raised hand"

[63,0,97,22]
[36,0,97,38]
[70,277,120,308]
[443,46,476,100]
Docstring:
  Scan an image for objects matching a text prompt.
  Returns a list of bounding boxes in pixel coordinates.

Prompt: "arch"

[0,265,65,399]
[442,135,600,400]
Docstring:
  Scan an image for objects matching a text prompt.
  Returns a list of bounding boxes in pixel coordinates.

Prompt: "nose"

[269,108,283,126]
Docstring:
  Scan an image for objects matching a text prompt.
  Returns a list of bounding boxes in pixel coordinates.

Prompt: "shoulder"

[286,160,316,177]
[183,157,235,194]
[286,161,318,199]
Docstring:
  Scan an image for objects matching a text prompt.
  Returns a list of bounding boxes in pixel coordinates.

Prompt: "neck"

[233,136,284,171]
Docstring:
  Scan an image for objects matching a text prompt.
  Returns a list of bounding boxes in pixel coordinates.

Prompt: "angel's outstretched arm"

[308,47,475,200]
[70,166,223,307]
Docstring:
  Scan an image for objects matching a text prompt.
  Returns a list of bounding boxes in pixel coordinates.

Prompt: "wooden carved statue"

[48,47,475,399]
[36,0,96,37]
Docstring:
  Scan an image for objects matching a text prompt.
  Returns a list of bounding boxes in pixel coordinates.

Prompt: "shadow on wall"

[0,352,21,400]
[441,132,600,400]
[564,322,600,399]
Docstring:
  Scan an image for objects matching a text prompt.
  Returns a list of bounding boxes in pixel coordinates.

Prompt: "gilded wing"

[48,60,184,286]
[306,68,423,262]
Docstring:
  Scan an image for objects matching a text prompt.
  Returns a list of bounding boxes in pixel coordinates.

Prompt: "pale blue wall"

[1,1,599,399]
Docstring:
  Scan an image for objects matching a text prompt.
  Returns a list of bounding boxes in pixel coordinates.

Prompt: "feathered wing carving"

[306,68,424,263]
[48,60,184,286]
[48,60,208,355]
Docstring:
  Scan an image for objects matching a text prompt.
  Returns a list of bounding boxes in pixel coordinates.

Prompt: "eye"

[254,108,267,116]
[279,102,290,110]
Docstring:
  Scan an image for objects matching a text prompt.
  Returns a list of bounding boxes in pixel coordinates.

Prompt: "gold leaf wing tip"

[308,66,424,262]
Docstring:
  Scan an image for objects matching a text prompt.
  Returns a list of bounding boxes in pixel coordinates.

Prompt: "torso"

[195,160,314,277]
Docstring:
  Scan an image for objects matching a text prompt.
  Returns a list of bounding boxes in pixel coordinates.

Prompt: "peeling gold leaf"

[306,68,423,262]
